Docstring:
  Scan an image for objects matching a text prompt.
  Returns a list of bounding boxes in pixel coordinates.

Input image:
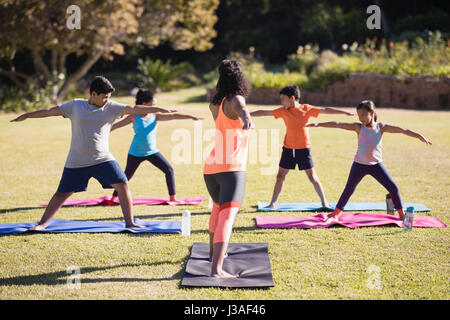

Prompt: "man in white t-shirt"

[11,76,176,230]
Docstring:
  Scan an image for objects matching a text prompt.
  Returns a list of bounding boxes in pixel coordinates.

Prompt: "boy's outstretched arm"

[123,105,177,115]
[381,124,432,145]
[250,110,274,117]
[319,107,354,116]
[155,113,203,121]
[10,106,62,122]
[306,121,360,132]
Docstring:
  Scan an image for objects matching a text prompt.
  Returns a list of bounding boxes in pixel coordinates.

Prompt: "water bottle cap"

[406,207,414,213]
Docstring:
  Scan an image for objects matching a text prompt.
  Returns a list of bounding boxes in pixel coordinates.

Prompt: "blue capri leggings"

[336,162,403,210]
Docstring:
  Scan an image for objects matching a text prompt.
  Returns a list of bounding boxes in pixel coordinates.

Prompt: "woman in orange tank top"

[204,59,254,278]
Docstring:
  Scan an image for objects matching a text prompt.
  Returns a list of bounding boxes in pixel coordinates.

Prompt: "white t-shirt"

[59,99,126,168]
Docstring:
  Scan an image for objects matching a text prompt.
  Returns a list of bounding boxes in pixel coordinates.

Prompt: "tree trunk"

[0,68,37,90]
[56,51,103,103]
[31,49,52,84]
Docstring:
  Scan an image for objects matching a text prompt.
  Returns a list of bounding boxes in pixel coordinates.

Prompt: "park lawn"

[0,86,448,299]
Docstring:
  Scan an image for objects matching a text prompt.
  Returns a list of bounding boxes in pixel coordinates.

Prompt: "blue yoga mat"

[0,218,181,234]
[257,201,431,212]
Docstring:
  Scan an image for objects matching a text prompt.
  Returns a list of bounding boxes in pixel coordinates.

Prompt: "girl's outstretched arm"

[111,115,134,131]
[319,107,354,116]
[10,106,62,122]
[155,113,203,121]
[250,110,274,117]
[123,104,177,115]
[306,121,360,132]
[381,124,432,145]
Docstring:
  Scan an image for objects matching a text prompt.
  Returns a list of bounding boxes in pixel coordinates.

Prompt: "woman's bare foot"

[324,214,339,223]
[126,223,146,229]
[30,224,47,231]
[264,203,277,209]
[211,270,239,278]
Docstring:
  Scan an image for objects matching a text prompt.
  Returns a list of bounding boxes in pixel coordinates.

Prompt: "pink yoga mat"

[256,213,446,229]
[42,196,205,207]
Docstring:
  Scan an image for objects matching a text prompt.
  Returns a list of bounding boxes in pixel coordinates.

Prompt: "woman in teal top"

[109,89,202,203]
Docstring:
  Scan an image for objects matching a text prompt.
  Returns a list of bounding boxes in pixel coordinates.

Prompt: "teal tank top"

[128,114,159,157]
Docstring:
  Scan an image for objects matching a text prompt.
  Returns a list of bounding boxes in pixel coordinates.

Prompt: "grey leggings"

[203,171,246,206]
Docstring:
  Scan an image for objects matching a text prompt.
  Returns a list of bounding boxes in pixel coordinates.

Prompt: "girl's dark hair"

[357,100,378,122]
[279,85,301,101]
[135,89,154,105]
[211,59,249,105]
[90,76,115,94]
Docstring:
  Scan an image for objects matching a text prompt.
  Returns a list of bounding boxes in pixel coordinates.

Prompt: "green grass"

[0,86,449,299]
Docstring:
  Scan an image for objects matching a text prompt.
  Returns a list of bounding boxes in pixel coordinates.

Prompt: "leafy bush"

[235,32,449,91]
[136,58,195,92]
[0,82,53,112]
[286,44,320,74]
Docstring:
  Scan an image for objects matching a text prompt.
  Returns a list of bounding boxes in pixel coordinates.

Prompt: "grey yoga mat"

[181,242,274,288]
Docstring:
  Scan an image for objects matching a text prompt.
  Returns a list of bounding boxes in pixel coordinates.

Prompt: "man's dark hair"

[90,76,115,95]
[279,85,301,101]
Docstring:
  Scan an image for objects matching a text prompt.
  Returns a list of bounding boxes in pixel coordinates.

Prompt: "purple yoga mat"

[42,196,205,207]
[256,213,446,229]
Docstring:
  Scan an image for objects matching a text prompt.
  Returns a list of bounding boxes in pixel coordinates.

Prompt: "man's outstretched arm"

[10,106,63,122]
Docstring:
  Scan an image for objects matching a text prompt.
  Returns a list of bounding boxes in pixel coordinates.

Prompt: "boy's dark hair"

[279,85,301,101]
[135,89,155,105]
[89,76,115,95]
[211,59,249,105]
[357,100,378,122]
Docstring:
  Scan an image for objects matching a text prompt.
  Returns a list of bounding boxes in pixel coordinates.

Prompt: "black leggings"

[112,152,175,197]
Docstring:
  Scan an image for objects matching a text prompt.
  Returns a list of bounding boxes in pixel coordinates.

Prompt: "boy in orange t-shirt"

[251,85,354,209]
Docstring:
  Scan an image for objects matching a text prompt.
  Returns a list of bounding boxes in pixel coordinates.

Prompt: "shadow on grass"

[73,211,209,222]
[181,93,207,103]
[0,207,43,214]
[249,204,335,213]
[0,261,187,287]
[364,230,405,237]
[189,225,260,236]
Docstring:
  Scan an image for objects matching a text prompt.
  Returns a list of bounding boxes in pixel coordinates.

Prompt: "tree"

[0,0,219,103]
[300,3,344,52]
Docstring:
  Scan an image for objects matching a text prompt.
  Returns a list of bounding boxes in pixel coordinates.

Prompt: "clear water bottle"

[402,207,414,232]
[182,209,191,236]
[208,196,213,209]
[386,194,394,215]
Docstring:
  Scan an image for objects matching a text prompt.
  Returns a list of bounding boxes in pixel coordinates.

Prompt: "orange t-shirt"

[272,104,321,149]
